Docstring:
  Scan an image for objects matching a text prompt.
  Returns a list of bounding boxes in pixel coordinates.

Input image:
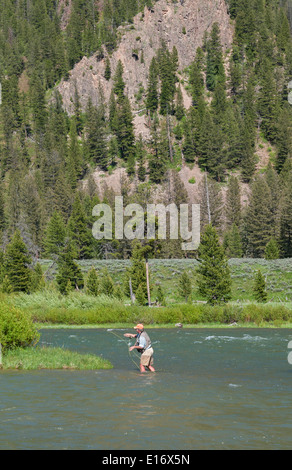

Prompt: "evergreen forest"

[0,0,292,298]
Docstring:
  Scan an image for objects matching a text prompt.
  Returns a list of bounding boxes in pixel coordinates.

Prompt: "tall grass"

[2,346,113,370]
[8,292,292,326]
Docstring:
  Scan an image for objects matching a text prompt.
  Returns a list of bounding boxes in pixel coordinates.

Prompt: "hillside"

[57,0,233,130]
[0,0,291,263]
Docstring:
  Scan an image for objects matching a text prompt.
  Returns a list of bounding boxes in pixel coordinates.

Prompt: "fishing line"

[108,330,141,370]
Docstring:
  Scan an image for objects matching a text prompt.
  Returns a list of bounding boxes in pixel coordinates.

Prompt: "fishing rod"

[108,330,141,370]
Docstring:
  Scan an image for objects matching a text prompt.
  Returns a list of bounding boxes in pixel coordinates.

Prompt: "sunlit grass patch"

[2,346,113,370]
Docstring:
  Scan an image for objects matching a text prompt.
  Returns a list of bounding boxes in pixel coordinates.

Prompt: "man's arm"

[129,344,143,352]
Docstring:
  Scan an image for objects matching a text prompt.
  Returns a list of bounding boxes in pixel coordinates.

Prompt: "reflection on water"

[0,328,291,449]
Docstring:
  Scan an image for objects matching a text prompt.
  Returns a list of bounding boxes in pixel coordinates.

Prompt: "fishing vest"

[136,331,151,354]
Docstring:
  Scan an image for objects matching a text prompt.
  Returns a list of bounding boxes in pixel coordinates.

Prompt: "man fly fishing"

[124,324,155,373]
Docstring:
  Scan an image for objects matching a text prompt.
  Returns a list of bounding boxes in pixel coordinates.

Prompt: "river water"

[0,328,291,450]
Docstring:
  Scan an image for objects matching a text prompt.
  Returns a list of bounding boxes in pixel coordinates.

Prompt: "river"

[0,328,291,450]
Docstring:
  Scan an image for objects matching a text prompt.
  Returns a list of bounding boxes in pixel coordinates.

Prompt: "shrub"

[0,303,40,353]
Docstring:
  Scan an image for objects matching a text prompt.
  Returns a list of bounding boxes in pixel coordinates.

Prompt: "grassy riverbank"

[36,322,292,329]
[3,290,292,328]
[1,346,113,370]
[2,291,292,327]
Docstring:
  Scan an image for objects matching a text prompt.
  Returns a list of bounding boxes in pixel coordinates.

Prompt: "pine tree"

[157,43,178,115]
[30,262,46,292]
[148,117,169,184]
[223,223,243,258]
[245,175,274,257]
[265,238,280,260]
[189,47,205,107]
[43,211,67,258]
[198,176,224,232]
[276,8,291,52]
[67,194,93,259]
[178,271,192,302]
[56,241,84,294]
[225,176,241,227]
[67,116,83,187]
[196,224,232,305]
[86,266,100,296]
[115,95,136,171]
[113,60,126,101]
[29,71,47,135]
[101,269,115,296]
[265,162,281,240]
[145,57,159,115]
[136,283,146,305]
[258,58,280,143]
[235,0,257,60]
[4,230,32,293]
[175,85,185,121]
[156,285,166,306]
[85,99,108,170]
[240,76,257,181]
[229,44,243,100]
[104,56,111,80]
[275,105,292,173]
[253,270,268,303]
[125,242,149,301]
[206,23,226,92]
[197,109,225,180]
[182,120,196,163]
[279,169,292,257]
[136,135,147,182]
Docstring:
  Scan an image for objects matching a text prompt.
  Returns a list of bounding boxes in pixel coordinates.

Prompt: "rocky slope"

[57,0,233,139]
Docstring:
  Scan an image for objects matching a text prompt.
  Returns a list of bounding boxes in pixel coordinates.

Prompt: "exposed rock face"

[57,0,233,138]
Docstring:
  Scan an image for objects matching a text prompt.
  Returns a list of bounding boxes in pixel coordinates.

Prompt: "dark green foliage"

[158,44,178,115]
[245,176,274,257]
[113,60,126,101]
[279,169,292,257]
[125,243,149,302]
[223,224,243,258]
[189,47,205,107]
[197,225,232,305]
[206,23,226,91]
[178,271,192,302]
[148,117,169,184]
[156,285,165,306]
[101,269,115,296]
[104,57,111,81]
[56,241,84,295]
[258,58,280,143]
[225,176,242,227]
[253,270,268,303]
[30,263,45,292]
[4,230,32,293]
[0,0,292,262]
[265,238,280,260]
[275,105,292,173]
[43,211,67,259]
[86,267,100,296]
[67,194,94,259]
[145,57,159,115]
[85,99,109,170]
[0,303,40,353]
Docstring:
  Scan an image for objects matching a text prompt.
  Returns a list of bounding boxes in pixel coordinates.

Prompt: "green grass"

[36,322,292,329]
[2,346,113,370]
[2,258,292,329]
[38,257,292,304]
